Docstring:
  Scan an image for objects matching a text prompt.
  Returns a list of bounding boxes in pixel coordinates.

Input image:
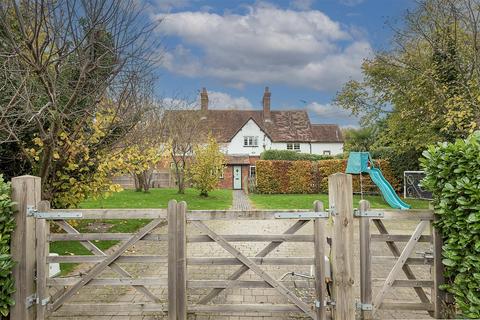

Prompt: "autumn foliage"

[256,159,398,194]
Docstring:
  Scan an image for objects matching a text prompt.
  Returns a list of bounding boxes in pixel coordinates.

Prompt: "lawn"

[51,188,232,274]
[249,193,430,210]
[80,188,233,210]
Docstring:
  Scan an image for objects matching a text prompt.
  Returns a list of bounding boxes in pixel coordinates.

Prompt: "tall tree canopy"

[336,0,480,173]
[0,0,160,206]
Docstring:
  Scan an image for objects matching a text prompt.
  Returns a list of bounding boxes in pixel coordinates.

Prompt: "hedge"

[256,159,399,194]
[260,150,335,161]
[421,132,480,318]
[0,175,15,317]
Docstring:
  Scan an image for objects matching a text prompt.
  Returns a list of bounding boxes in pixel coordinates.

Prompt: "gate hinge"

[26,294,36,308]
[27,205,82,219]
[354,209,384,218]
[26,294,50,308]
[274,211,329,219]
[356,302,373,311]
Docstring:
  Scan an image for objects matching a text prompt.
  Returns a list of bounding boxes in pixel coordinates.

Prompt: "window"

[287,143,301,152]
[249,166,256,179]
[323,150,331,155]
[244,136,258,147]
[219,167,224,179]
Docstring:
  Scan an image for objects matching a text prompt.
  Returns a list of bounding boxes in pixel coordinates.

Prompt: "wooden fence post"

[167,200,177,320]
[176,201,187,319]
[329,173,355,320]
[11,175,41,320]
[35,201,50,320]
[359,200,372,320]
[313,200,327,320]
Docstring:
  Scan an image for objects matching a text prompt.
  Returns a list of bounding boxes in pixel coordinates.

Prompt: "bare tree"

[123,94,167,192]
[0,0,161,200]
[161,98,205,194]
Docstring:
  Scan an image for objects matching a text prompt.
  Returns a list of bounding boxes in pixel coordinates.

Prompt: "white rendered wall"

[226,119,271,156]
[270,142,311,153]
[310,142,343,155]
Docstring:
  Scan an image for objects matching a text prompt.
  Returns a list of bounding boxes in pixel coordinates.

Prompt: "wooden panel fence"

[8,174,449,320]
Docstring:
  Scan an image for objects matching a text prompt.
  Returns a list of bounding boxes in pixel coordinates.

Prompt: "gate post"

[11,175,41,320]
[329,173,355,320]
[359,200,372,320]
[167,200,177,320]
[176,201,187,319]
[313,200,327,320]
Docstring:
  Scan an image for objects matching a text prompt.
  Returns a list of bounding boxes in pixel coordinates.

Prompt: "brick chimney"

[262,86,271,122]
[200,87,208,111]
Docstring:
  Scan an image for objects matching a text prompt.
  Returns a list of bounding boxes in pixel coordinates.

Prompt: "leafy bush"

[256,161,314,194]
[255,161,278,194]
[288,161,315,193]
[421,132,480,318]
[260,150,335,161]
[0,175,15,317]
[256,159,399,194]
[317,159,399,193]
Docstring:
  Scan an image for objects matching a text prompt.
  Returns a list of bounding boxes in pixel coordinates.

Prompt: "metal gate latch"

[274,211,329,219]
[353,209,384,218]
[356,302,373,310]
[27,206,82,219]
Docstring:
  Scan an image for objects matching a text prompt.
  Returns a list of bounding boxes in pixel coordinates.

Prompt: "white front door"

[233,166,242,190]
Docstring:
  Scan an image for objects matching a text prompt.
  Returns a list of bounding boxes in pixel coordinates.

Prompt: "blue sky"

[147,0,415,127]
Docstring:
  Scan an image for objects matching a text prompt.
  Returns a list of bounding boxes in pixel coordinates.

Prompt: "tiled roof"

[311,124,343,142]
[164,109,343,143]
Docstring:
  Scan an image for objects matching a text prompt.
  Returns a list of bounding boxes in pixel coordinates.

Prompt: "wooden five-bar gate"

[10,174,448,320]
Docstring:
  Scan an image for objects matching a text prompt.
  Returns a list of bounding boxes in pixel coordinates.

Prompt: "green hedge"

[0,175,15,317]
[421,132,480,318]
[260,150,335,161]
[256,159,399,194]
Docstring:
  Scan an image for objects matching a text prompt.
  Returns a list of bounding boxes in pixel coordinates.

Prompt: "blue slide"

[367,167,411,210]
[346,152,410,210]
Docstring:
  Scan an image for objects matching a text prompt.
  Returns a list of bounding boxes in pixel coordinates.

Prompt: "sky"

[146,0,415,127]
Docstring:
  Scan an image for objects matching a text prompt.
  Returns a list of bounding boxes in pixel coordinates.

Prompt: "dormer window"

[287,143,300,152]
[244,136,258,147]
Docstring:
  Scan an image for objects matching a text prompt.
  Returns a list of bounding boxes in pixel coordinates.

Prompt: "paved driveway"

[49,217,433,320]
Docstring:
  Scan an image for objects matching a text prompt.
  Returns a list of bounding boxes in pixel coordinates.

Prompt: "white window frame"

[287,143,301,152]
[244,136,258,147]
[249,165,256,179]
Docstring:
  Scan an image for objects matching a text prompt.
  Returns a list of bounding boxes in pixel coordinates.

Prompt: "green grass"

[80,188,233,210]
[51,188,232,274]
[249,193,430,210]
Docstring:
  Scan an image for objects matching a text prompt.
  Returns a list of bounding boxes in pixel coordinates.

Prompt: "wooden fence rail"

[8,174,448,320]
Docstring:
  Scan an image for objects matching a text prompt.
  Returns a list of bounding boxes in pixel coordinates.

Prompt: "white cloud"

[154,0,191,12]
[161,91,253,110]
[306,102,359,126]
[206,91,253,110]
[156,4,372,92]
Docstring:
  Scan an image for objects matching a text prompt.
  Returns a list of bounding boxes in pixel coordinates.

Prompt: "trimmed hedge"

[260,150,335,161]
[421,132,480,318]
[256,159,399,194]
[0,175,15,317]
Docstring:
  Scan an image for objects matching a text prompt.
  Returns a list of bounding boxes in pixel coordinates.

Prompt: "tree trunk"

[133,173,142,192]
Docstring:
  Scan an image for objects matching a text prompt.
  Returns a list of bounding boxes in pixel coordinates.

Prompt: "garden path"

[231,190,253,210]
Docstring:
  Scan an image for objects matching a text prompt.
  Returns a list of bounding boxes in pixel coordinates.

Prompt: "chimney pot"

[263,86,271,122]
[200,87,208,111]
